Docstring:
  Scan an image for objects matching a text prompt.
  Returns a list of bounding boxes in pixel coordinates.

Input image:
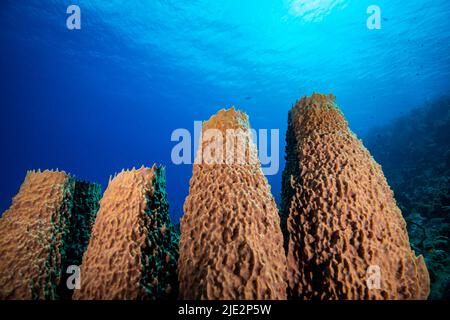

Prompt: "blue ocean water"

[0,0,449,222]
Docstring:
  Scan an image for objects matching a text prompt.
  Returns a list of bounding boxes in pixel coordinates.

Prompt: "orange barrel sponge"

[178,108,287,300]
[282,93,430,300]
[0,170,101,300]
[73,165,178,300]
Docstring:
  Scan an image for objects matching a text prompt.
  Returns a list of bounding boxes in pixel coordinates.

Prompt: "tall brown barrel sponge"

[73,165,178,300]
[0,170,101,300]
[178,108,287,300]
[283,93,430,300]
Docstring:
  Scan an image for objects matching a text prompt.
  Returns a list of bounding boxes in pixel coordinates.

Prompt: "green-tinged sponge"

[0,170,101,300]
[73,165,179,300]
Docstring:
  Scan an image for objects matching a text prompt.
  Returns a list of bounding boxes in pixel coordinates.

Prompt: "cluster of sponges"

[0,96,432,301]
[0,170,101,299]
[281,93,430,299]
[0,166,178,300]
[74,165,178,300]
[178,108,287,300]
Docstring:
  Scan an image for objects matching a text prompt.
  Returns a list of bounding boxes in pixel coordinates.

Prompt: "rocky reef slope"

[282,93,430,300]
[178,108,287,300]
[364,96,450,300]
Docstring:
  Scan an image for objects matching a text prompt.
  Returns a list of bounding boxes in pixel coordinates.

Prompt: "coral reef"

[0,170,100,300]
[1,97,443,301]
[282,93,430,300]
[364,96,450,300]
[73,165,178,300]
[178,108,287,300]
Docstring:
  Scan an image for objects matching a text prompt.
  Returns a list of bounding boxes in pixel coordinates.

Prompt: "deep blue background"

[0,0,449,222]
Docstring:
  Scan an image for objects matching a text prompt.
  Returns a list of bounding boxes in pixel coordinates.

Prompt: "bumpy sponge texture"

[178,108,287,300]
[58,180,102,300]
[0,170,74,299]
[73,165,178,300]
[283,93,430,300]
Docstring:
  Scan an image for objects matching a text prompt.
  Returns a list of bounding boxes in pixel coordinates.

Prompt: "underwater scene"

[0,0,449,303]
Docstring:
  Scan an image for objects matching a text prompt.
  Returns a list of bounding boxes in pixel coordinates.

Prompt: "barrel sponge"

[178,108,287,300]
[73,165,179,300]
[58,180,102,300]
[0,170,75,299]
[284,93,430,300]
